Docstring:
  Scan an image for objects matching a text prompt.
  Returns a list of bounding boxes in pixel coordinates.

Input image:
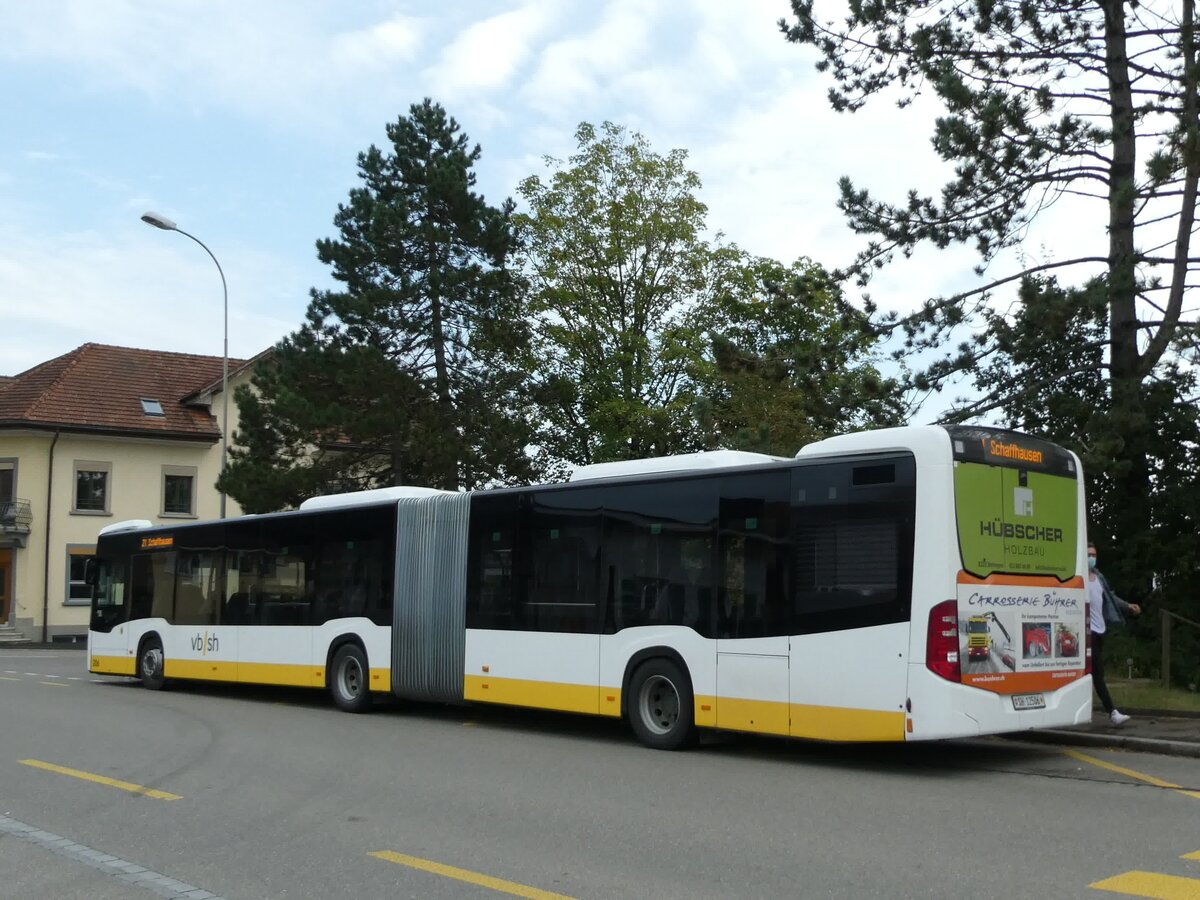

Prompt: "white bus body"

[89,425,1091,748]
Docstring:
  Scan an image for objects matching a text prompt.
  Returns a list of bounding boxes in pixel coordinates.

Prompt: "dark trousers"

[1091,630,1115,713]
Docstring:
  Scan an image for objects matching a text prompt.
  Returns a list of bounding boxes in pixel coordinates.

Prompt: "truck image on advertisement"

[966,616,992,660]
[965,611,1012,662]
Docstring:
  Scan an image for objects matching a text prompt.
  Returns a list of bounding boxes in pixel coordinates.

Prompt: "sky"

[1,0,1094,417]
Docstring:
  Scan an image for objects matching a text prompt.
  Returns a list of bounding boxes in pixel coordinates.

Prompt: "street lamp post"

[141,211,229,519]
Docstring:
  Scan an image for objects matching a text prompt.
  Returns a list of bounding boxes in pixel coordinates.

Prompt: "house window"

[162,466,197,517]
[0,463,13,503]
[73,461,111,514]
[141,398,165,417]
[66,546,96,605]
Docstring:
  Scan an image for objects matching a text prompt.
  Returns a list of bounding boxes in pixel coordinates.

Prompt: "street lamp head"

[141,211,178,231]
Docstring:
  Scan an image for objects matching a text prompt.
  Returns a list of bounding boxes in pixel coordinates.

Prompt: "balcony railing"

[0,499,32,538]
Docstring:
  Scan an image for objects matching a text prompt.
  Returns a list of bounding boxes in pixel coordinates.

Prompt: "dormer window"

[140,398,165,417]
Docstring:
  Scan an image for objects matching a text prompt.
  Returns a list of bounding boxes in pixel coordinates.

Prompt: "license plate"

[1012,693,1045,710]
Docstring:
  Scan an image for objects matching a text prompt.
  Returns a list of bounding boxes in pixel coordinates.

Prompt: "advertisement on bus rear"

[955,574,1086,693]
[953,459,1077,580]
[951,443,1086,693]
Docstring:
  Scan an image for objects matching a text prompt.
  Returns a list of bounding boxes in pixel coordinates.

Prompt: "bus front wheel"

[139,637,166,691]
[330,644,372,713]
[628,659,697,751]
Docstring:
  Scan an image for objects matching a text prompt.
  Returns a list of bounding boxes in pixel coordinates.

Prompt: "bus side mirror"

[84,559,98,587]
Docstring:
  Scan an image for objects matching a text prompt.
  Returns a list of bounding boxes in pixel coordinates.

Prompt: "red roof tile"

[0,343,251,439]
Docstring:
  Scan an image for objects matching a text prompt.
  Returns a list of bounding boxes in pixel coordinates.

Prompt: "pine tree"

[782,0,1200,590]
[222,99,538,511]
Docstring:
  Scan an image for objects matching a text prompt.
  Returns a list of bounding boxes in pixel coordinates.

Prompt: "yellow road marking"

[1063,749,1200,800]
[0,676,20,681]
[1090,871,1200,898]
[1183,851,1200,861]
[39,681,68,687]
[19,759,182,800]
[369,850,575,899]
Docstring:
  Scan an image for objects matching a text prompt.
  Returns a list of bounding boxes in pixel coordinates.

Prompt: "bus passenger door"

[715,472,791,737]
[88,555,135,675]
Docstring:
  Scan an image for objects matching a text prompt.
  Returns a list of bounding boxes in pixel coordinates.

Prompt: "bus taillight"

[926,600,961,682]
[1084,602,1092,675]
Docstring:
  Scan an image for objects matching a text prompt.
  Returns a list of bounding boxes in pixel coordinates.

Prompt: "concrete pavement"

[1015,708,1200,757]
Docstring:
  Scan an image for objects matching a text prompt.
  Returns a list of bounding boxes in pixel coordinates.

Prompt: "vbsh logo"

[190,631,219,655]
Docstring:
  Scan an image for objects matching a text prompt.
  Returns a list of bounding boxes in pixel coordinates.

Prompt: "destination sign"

[944,426,1075,477]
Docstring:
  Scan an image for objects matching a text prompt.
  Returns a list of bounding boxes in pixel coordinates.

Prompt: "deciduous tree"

[516,122,721,465]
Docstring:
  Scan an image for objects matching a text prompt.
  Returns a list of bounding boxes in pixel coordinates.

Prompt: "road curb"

[1012,728,1200,759]
[1121,707,1200,720]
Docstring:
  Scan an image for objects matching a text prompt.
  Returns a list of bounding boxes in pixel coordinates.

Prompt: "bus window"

[310,506,395,626]
[718,472,790,639]
[258,550,310,625]
[130,552,177,621]
[173,549,220,626]
[467,493,519,630]
[603,478,717,634]
[521,488,602,633]
[791,456,914,633]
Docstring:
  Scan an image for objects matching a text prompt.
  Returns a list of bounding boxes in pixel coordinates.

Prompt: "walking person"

[1087,542,1141,726]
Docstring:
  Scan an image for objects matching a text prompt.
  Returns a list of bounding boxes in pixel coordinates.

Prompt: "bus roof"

[299,486,451,511]
[568,450,785,483]
[796,425,953,460]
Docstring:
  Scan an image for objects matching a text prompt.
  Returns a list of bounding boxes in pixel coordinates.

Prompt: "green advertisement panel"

[954,462,1078,579]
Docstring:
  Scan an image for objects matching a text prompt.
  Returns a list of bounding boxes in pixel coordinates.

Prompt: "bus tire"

[628,658,697,751]
[329,643,371,713]
[139,637,166,691]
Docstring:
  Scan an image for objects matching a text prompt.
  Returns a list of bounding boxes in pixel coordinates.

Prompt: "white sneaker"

[1110,710,1131,726]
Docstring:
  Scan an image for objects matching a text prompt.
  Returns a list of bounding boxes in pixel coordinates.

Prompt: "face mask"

[1087,557,1097,569]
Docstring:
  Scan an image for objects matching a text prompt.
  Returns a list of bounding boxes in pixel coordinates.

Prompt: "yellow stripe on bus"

[791,703,906,742]
[92,653,391,692]
[717,696,792,736]
[164,658,238,681]
[237,662,324,688]
[90,655,137,676]
[464,674,611,716]
[714,698,905,741]
[464,675,905,741]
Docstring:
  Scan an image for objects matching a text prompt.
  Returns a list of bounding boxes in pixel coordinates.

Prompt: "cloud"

[425,1,559,101]
[331,13,424,70]
[0,224,299,375]
[0,1,429,129]
[521,0,661,115]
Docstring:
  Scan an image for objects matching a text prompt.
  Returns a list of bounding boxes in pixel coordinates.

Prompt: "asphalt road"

[1,648,1198,900]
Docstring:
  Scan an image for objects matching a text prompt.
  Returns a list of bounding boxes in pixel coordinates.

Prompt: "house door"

[0,548,11,624]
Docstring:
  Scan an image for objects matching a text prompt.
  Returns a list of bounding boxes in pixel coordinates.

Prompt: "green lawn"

[1107,680,1200,713]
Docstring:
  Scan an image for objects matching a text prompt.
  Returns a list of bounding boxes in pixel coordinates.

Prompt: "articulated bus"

[88,425,1092,750]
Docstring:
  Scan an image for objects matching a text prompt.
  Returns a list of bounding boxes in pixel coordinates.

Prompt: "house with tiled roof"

[0,343,266,642]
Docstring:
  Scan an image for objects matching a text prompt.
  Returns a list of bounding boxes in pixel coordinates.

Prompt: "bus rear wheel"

[139,637,166,691]
[330,644,372,713]
[629,659,697,750]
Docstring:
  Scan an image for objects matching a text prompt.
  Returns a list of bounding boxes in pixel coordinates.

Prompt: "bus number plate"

[1012,693,1045,710]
